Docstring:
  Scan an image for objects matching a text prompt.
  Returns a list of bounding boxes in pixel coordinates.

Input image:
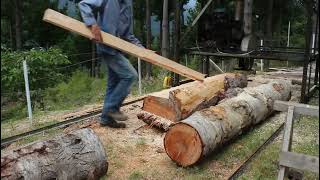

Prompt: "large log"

[42,9,205,81]
[1,128,107,180]
[142,73,247,122]
[164,80,291,167]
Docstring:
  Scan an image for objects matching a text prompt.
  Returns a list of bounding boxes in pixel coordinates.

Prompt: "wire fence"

[1,56,102,97]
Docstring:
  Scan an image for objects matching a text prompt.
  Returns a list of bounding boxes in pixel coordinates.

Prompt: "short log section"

[142,73,247,122]
[164,80,292,167]
[1,128,107,180]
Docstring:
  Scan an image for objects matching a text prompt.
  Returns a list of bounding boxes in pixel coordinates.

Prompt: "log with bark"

[164,80,291,167]
[137,111,174,131]
[141,73,247,122]
[1,128,107,180]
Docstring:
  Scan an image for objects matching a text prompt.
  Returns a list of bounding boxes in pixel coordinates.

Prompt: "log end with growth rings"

[164,123,203,167]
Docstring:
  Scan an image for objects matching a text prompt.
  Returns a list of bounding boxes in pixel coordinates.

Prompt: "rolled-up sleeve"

[78,0,103,26]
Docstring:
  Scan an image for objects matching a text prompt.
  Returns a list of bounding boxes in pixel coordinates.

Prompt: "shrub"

[1,47,70,95]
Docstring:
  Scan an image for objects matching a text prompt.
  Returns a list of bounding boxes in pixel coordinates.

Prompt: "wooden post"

[23,60,32,125]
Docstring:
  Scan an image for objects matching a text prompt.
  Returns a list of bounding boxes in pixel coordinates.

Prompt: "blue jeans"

[100,53,138,123]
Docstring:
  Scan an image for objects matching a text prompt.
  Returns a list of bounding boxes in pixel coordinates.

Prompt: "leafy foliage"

[1,47,70,95]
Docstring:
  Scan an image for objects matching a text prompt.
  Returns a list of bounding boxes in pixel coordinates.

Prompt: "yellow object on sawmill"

[163,76,172,88]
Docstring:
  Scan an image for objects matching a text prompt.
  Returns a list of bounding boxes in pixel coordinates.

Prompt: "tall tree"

[14,0,22,50]
[145,0,152,79]
[162,0,169,57]
[264,0,274,71]
[173,0,181,85]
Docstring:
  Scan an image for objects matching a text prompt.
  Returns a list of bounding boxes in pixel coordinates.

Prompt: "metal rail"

[1,97,145,149]
[228,123,285,180]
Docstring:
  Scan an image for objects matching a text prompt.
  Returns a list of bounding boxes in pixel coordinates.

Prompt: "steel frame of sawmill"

[178,0,319,103]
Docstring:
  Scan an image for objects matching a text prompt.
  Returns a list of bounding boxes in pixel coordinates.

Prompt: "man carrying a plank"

[78,0,145,128]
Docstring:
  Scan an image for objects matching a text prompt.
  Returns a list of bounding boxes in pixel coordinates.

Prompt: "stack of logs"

[137,73,248,130]
[164,80,291,166]
[138,73,291,167]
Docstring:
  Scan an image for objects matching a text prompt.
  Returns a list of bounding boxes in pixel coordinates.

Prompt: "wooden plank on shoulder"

[42,9,205,81]
[279,151,319,174]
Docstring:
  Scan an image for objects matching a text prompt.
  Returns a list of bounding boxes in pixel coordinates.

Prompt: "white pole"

[23,60,32,125]
[311,33,315,54]
[260,39,264,72]
[138,57,142,95]
[287,21,291,69]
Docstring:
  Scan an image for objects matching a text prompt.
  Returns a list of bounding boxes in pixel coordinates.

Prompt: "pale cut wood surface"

[42,9,205,81]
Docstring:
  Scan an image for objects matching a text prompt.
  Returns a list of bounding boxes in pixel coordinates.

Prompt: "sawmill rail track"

[1,97,145,149]
[228,123,285,179]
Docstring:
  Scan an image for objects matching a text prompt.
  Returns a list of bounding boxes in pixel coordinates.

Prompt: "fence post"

[23,60,33,125]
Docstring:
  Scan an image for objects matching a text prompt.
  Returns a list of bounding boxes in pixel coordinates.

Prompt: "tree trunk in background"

[145,0,152,79]
[14,0,22,50]
[300,0,313,103]
[173,0,181,86]
[160,20,163,51]
[91,42,96,77]
[1,128,108,180]
[243,0,252,35]
[264,0,274,71]
[162,0,169,58]
[9,21,14,49]
[164,80,291,167]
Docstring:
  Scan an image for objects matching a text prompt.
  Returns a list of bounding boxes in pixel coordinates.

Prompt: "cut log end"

[164,123,202,167]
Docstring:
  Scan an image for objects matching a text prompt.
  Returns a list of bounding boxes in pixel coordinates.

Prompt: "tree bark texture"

[1,128,108,180]
[164,80,291,166]
[142,73,247,122]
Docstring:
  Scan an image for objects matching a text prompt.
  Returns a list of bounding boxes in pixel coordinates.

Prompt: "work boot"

[107,111,128,121]
[100,118,126,128]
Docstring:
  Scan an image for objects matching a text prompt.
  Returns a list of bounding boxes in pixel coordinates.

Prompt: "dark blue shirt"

[79,0,143,55]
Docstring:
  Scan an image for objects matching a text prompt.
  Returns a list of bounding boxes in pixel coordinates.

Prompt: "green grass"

[240,93,319,180]
[128,171,144,180]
